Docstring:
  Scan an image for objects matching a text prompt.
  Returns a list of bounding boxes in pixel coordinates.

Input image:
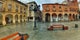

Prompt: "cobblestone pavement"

[0,21,80,40]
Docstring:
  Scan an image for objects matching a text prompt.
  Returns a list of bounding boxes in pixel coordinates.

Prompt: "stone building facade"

[0,0,27,25]
[42,0,79,22]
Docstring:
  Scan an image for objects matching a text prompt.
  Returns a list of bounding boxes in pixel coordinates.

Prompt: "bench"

[0,32,29,40]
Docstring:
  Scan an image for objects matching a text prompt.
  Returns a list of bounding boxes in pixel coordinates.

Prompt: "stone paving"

[0,21,80,40]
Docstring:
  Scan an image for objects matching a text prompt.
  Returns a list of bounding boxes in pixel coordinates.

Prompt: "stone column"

[57,15,58,22]
[2,15,6,26]
[66,15,69,21]
[43,14,45,22]
[77,14,80,20]
[50,15,53,22]
[76,15,78,20]
[18,15,20,23]
[22,15,24,22]
[62,15,64,21]
[71,15,73,21]
[13,15,16,24]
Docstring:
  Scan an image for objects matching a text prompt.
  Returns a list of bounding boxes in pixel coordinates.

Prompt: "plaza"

[0,21,80,40]
[0,0,80,40]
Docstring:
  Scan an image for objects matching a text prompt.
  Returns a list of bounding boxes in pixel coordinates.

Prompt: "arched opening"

[64,14,68,21]
[5,14,13,24]
[20,15,22,22]
[0,14,2,25]
[52,13,57,22]
[58,14,62,21]
[69,14,72,21]
[15,15,18,23]
[73,14,75,20]
[24,15,26,22]
[79,14,80,19]
[45,13,50,22]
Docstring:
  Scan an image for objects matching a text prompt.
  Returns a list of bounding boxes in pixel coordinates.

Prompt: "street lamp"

[30,5,40,30]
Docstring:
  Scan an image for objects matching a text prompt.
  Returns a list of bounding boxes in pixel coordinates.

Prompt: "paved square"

[0,21,80,40]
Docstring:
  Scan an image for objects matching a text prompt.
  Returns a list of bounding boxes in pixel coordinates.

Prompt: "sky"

[18,0,80,10]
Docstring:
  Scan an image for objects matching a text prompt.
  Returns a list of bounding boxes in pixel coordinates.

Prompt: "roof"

[13,0,27,7]
[42,3,67,6]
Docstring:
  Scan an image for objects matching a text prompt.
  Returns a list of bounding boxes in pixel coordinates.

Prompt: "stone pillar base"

[13,20,15,24]
[18,20,20,23]
[2,21,6,26]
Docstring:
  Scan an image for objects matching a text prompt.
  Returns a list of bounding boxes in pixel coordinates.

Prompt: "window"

[53,6,55,8]
[20,7,22,13]
[64,10,68,12]
[65,8,67,9]
[59,6,61,9]
[52,6,56,11]
[16,5,18,12]
[0,2,2,8]
[59,10,62,12]
[45,6,50,12]
[0,2,2,11]
[70,8,76,12]
[8,4,12,11]
[70,0,73,1]
[24,8,26,14]
[28,17,33,19]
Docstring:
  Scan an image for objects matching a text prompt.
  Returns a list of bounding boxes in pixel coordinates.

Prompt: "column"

[22,15,24,22]
[57,14,58,22]
[50,15,53,22]
[2,15,6,26]
[63,15,64,21]
[71,15,73,21]
[76,15,78,20]
[24,15,27,22]
[13,15,16,24]
[77,14,80,20]
[18,15,20,23]
[43,14,45,22]
[12,2,16,12]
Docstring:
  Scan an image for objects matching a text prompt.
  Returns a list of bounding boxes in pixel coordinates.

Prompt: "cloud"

[18,0,33,3]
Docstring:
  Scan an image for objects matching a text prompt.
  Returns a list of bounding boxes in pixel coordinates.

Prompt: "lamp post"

[30,5,40,30]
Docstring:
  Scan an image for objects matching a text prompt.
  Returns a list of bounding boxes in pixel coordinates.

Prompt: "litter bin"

[63,26,68,30]
[75,24,78,28]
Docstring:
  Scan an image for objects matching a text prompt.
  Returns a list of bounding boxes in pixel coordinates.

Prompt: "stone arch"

[64,14,68,21]
[52,13,57,22]
[45,13,50,22]
[5,14,13,24]
[15,15,18,23]
[69,14,73,21]
[58,14,62,21]
[64,14,68,17]
[52,13,57,17]
[73,14,75,20]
